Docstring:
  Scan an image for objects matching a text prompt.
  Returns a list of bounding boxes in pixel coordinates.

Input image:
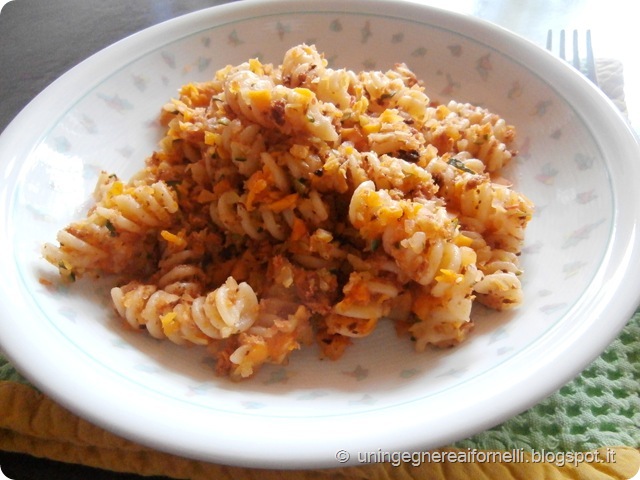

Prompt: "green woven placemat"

[0,355,29,386]
[456,311,640,452]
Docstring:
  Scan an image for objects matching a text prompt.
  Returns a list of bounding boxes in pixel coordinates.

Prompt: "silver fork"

[546,29,598,86]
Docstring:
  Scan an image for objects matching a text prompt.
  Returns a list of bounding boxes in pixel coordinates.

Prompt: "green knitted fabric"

[1,312,638,452]
[0,354,30,386]
[456,311,640,452]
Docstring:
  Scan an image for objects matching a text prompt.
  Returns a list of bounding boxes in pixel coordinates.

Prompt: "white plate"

[1,0,639,469]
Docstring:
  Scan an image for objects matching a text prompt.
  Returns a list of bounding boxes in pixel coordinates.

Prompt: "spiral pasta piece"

[42,173,179,279]
[326,271,401,338]
[153,243,207,297]
[409,281,477,351]
[358,66,430,124]
[427,155,533,252]
[281,44,328,89]
[461,230,524,310]
[207,145,333,241]
[281,44,357,110]
[406,243,479,350]
[423,100,516,172]
[473,271,523,310]
[111,276,259,345]
[349,180,470,285]
[224,69,338,142]
[94,179,179,233]
[217,298,313,379]
[348,180,480,347]
[209,188,330,242]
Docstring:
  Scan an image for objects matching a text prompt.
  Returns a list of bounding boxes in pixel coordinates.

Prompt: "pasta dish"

[43,45,534,380]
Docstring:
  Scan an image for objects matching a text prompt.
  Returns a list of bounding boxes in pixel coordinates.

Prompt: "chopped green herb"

[447,157,476,174]
[293,177,308,195]
[370,238,381,252]
[58,262,76,282]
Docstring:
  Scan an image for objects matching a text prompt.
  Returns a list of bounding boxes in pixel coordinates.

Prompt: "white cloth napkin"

[595,58,627,116]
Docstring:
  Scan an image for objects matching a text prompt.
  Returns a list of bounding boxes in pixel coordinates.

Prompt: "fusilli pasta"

[43,44,533,380]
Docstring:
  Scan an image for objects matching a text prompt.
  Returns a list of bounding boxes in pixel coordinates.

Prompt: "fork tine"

[572,29,580,70]
[559,29,566,61]
[585,30,598,85]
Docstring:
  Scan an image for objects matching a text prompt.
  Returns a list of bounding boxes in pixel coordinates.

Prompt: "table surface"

[0,0,637,478]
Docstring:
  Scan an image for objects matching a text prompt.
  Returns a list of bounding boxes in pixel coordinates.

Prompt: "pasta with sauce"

[43,44,533,380]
